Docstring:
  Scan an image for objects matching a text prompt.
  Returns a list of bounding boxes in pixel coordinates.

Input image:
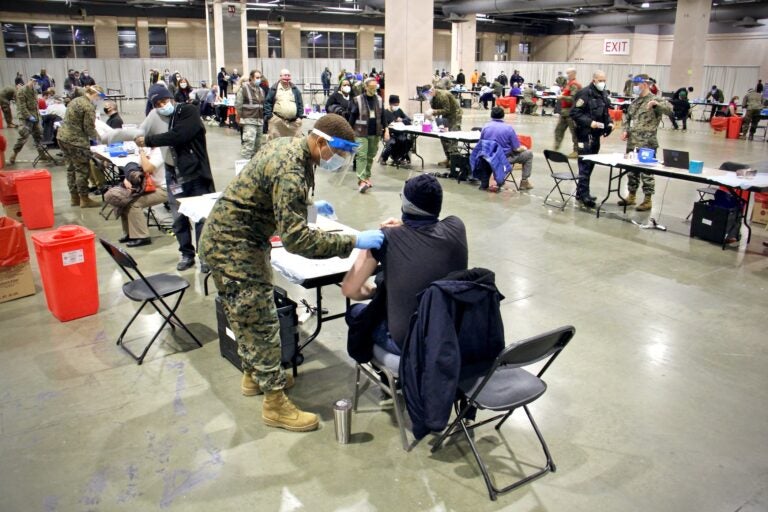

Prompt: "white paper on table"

[177,192,222,223]
[271,248,360,284]
[707,174,768,190]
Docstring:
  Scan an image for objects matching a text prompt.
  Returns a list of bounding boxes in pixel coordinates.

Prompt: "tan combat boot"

[519,179,534,190]
[635,195,653,211]
[617,193,636,206]
[262,390,319,432]
[80,195,100,208]
[242,371,294,396]
[70,193,81,206]
[567,150,578,159]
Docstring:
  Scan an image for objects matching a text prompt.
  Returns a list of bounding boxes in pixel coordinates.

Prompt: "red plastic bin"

[726,116,743,139]
[0,170,23,206]
[15,169,53,229]
[31,225,99,322]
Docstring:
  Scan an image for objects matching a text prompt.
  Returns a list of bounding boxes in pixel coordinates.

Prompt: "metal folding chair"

[91,153,122,197]
[431,325,575,501]
[353,345,411,451]
[542,149,578,210]
[99,238,202,365]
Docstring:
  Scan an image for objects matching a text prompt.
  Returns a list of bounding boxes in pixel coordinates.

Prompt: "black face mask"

[104,107,111,115]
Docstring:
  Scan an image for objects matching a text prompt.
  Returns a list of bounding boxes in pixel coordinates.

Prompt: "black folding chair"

[431,325,575,501]
[685,161,750,220]
[543,150,579,210]
[91,153,122,197]
[100,238,202,365]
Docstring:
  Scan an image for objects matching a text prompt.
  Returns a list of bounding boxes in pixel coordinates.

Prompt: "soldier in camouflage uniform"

[10,77,48,165]
[0,85,19,128]
[198,114,384,432]
[555,71,567,89]
[423,84,462,167]
[521,84,538,115]
[619,74,672,212]
[740,84,764,140]
[235,70,265,160]
[57,85,104,208]
[554,68,581,158]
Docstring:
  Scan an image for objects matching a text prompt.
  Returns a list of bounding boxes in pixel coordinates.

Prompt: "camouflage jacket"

[430,89,462,129]
[198,137,356,282]
[743,91,763,111]
[625,94,672,150]
[15,85,39,120]
[0,87,16,102]
[522,88,536,102]
[555,76,567,88]
[57,96,98,147]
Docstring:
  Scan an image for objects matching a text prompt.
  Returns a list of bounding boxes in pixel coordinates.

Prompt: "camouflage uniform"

[741,90,764,138]
[12,84,45,158]
[521,87,538,115]
[430,89,462,160]
[555,75,567,88]
[56,96,99,196]
[624,93,672,195]
[554,79,581,152]
[235,81,265,160]
[198,137,355,392]
[0,86,16,126]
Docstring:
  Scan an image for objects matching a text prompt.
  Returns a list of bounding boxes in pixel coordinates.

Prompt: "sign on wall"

[603,39,630,55]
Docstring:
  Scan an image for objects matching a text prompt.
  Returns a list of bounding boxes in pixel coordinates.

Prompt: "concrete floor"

[1,101,767,512]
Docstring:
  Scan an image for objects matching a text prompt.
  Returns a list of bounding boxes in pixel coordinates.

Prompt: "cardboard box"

[2,202,22,223]
[0,261,35,304]
[751,193,768,225]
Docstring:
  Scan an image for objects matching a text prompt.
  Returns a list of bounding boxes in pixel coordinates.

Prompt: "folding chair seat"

[99,238,202,364]
[431,325,575,501]
[542,149,578,210]
[91,153,122,197]
[353,345,411,451]
[685,161,749,220]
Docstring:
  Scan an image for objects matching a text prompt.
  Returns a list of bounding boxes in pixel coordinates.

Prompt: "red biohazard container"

[31,225,99,321]
[15,169,54,229]
[726,116,743,139]
[0,170,22,205]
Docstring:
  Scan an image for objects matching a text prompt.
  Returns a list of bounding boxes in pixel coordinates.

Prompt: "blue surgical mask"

[156,102,175,117]
[632,85,641,95]
[318,143,347,172]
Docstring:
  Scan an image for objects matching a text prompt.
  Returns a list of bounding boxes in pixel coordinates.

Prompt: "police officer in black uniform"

[570,70,614,208]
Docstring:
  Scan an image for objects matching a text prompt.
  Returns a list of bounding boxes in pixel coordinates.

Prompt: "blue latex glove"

[354,230,385,250]
[89,139,98,146]
[314,200,335,217]
[27,116,37,123]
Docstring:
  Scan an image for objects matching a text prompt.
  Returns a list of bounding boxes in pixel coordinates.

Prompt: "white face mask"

[632,85,641,95]
[595,81,606,92]
[318,143,347,172]
[180,83,188,89]
[341,85,351,94]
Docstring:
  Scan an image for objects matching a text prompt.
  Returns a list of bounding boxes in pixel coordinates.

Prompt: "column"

[213,0,225,72]
[450,18,476,77]
[258,22,269,60]
[283,24,301,59]
[240,0,249,75]
[669,0,711,93]
[136,19,149,59]
[94,17,118,59]
[359,30,375,62]
[385,0,434,111]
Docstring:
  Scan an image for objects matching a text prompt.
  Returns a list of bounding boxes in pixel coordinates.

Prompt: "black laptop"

[662,149,690,169]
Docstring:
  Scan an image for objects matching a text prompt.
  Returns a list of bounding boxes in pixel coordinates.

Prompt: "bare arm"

[341,249,379,301]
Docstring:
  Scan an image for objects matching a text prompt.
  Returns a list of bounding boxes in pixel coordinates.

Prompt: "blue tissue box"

[107,143,128,158]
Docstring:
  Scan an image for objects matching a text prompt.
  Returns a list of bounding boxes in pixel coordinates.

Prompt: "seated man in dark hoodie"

[342,174,468,357]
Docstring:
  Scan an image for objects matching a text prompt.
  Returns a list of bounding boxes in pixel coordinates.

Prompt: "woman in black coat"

[325,79,354,123]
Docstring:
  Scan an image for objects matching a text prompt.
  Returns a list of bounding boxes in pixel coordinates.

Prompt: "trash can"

[15,169,53,229]
[31,225,99,321]
[0,170,22,206]
[726,116,743,139]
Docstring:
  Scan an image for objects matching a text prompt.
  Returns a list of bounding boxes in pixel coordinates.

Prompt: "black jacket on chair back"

[400,268,505,440]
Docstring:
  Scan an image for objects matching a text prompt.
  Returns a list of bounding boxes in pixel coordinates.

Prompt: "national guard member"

[198,114,385,433]
[57,85,105,208]
[423,84,462,167]
[619,74,672,212]
[9,76,48,165]
[0,85,19,128]
[554,67,581,158]
[521,84,538,115]
[236,69,265,160]
[571,70,614,208]
[741,84,764,141]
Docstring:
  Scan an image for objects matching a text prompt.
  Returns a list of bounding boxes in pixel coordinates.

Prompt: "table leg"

[596,166,627,218]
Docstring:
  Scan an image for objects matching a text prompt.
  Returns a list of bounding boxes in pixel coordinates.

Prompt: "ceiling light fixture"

[641,2,650,7]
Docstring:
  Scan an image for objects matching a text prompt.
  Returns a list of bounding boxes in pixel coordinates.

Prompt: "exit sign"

[603,39,630,55]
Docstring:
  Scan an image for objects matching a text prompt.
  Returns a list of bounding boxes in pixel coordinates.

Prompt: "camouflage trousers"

[12,121,43,155]
[625,143,656,195]
[554,111,578,152]
[355,135,380,181]
[212,270,287,392]
[440,124,461,160]
[240,123,263,160]
[59,140,92,196]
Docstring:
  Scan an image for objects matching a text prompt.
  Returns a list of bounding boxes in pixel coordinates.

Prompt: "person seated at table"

[342,173,468,359]
[724,96,740,117]
[103,101,124,129]
[472,106,534,191]
[508,83,522,97]
[669,90,691,130]
[118,147,168,247]
[45,95,66,119]
[520,84,538,115]
[478,84,495,110]
[534,80,546,92]
[201,85,220,120]
[379,94,412,166]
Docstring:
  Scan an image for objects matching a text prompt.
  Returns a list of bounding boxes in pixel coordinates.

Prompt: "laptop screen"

[663,149,690,170]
